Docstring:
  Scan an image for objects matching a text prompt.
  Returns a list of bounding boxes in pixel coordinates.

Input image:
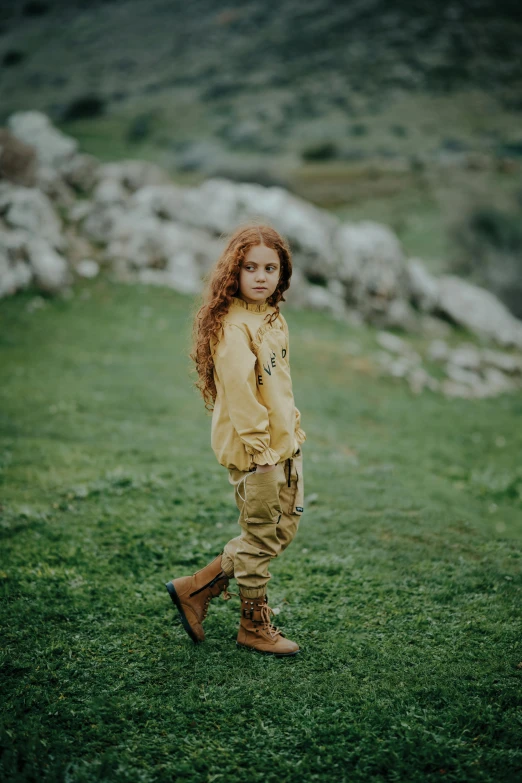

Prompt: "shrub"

[2,50,25,67]
[63,94,106,122]
[301,142,338,162]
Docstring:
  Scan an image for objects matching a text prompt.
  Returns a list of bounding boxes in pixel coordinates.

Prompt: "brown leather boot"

[165,552,232,644]
[236,592,300,657]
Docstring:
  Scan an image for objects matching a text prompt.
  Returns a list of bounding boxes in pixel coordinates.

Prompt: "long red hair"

[190,222,293,410]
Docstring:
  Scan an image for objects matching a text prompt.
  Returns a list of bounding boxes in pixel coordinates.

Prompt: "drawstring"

[235,471,251,502]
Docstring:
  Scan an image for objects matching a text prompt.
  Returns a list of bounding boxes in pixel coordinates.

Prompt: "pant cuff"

[220,552,235,578]
[238,585,267,598]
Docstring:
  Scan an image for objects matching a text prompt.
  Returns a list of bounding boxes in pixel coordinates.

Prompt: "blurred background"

[2,4,522,781]
[1,0,522,283]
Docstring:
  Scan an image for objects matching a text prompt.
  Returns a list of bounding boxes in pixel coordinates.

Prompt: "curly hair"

[189,221,293,411]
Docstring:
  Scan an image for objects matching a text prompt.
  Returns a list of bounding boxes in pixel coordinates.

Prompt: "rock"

[64,229,96,264]
[441,379,475,399]
[406,257,440,312]
[0,128,37,186]
[334,221,407,319]
[0,184,63,249]
[131,184,185,221]
[7,111,77,169]
[419,314,452,338]
[428,339,450,363]
[445,362,482,387]
[97,160,171,192]
[36,165,76,208]
[83,204,126,244]
[437,275,522,349]
[106,210,220,279]
[27,238,69,292]
[449,343,482,371]
[380,298,419,331]
[60,153,99,193]
[93,178,128,206]
[0,231,32,297]
[408,367,440,394]
[481,349,522,375]
[305,283,347,318]
[376,330,421,362]
[481,367,517,395]
[377,331,408,354]
[68,200,94,223]
[179,178,339,279]
[137,255,202,295]
[76,259,99,279]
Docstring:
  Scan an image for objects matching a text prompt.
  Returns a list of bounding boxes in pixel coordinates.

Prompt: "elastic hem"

[221,552,235,578]
[238,586,267,598]
[229,296,269,313]
[251,446,280,466]
[295,427,306,445]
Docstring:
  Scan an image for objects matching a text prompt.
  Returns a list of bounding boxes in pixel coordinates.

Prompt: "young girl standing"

[166,224,306,657]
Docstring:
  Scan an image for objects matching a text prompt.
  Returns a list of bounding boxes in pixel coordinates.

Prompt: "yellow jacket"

[210,296,306,471]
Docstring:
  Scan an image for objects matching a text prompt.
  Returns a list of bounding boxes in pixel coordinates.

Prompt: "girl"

[165,224,306,657]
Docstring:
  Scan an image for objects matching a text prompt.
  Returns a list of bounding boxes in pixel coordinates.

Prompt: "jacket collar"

[230,296,269,313]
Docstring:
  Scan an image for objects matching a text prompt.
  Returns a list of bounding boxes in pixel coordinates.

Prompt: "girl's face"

[238,244,281,304]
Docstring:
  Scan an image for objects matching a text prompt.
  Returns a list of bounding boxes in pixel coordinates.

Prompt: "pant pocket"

[244,465,284,524]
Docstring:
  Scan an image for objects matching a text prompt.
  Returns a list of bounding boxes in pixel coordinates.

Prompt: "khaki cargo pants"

[221,450,304,598]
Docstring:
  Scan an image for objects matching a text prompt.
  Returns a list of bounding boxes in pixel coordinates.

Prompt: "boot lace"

[201,584,238,620]
[259,602,282,640]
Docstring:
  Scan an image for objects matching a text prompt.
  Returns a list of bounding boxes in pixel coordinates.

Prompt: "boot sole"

[236,641,300,657]
[165,581,202,645]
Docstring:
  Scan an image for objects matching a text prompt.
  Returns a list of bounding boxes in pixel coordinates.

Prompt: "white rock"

[449,343,482,371]
[437,275,522,349]
[83,204,126,244]
[441,379,475,399]
[408,367,439,394]
[419,315,452,338]
[0,250,32,297]
[68,200,94,223]
[0,184,63,249]
[428,339,450,362]
[131,184,185,221]
[377,331,408,354]
[406,258,440,312]
[445,362,482,387]
[481,349,522,375]
[76,259,99,279]
[382,298,419,331]
[334,221,406,308]
[93,178,128,206]
[27,238,69,292]
[179,178,339,278]
[60,153,99,192]
[376,330,421,362]
[7,111,77,169]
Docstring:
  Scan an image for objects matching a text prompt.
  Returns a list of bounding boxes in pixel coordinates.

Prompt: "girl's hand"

[255,463,277,474]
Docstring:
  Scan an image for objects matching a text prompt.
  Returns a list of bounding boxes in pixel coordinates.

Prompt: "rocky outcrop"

[1,111,522,397]
[375,332,522,398]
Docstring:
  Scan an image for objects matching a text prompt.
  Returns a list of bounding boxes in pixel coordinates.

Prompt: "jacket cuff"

[251,446,280,466]
[295,427,306,445]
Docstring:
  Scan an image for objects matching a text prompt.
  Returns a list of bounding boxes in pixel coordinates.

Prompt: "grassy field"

[1,280,521,783]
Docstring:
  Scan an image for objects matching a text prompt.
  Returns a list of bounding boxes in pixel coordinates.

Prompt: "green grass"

[1,280,521,783]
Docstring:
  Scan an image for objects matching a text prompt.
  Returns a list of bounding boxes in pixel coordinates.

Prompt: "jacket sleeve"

[280,315,306,447]
[213,323,280,465]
